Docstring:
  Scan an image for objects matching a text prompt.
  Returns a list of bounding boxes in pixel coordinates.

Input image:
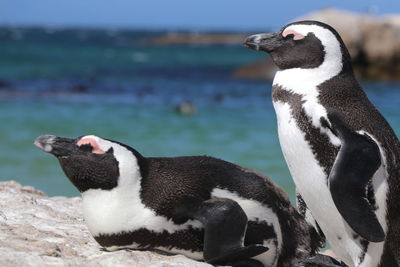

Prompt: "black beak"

[34,135,77,157]
[244,32,283,53]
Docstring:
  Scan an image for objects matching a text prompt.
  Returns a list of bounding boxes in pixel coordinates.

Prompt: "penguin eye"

[79,144,93,152]
[282,29,305,41]
[284,33,295,40]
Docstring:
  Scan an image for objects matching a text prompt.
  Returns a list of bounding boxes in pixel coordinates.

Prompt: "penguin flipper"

[186,198,268,265]
[327,112,385,242]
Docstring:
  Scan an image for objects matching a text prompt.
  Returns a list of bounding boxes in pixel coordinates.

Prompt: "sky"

[0,0,399,31]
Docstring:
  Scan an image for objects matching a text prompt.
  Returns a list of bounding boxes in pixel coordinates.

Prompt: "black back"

[138,155,323,266]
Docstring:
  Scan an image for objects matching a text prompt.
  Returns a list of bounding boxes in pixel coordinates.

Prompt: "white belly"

[82,187,204,260]
[82,186,280,265]
[273,101,387,267]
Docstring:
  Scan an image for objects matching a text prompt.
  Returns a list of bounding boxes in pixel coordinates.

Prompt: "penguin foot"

[294,254,348,267]
[207,244,268,265]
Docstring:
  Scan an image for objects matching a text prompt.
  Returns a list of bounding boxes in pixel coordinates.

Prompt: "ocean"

[1,27,399,202]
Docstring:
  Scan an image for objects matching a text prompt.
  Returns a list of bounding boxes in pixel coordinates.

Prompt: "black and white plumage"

[245,21,400,267]
[34,134,323,267]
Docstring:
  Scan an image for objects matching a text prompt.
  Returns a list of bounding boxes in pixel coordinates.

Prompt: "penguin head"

[35,135,143,193]
[244,20,351,71]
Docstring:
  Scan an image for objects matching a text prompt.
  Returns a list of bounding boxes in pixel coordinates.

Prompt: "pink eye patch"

[282,29,305,40]
[77,137,106,154]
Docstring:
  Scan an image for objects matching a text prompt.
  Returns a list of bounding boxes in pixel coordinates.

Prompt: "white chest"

[273,100,387,267]
[273,100,353,260]
[81,186,203,237]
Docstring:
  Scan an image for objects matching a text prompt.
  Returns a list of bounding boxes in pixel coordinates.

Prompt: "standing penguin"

[35,134,325,267]
[245,21,400,267]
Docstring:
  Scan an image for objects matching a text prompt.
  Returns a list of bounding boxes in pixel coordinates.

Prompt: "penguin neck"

[83,145,147,197]
[118,148,148,188]
[273,57,343,96]
[107,140,149,189]
[116,152,144,189]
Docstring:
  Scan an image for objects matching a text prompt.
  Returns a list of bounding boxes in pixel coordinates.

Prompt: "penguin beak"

[244,32,283,53]
[34,135,77,157]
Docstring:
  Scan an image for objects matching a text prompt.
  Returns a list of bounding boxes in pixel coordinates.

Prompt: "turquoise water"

[1,28,399,202]
[0,99,289,198]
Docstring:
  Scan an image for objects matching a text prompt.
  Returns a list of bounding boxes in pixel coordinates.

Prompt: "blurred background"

[0,0,399,201]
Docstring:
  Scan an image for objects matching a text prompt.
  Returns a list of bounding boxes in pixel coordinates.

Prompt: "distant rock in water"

[0,181,209,267]
[233,60,278,81]
[0,79,12,89]
[176,101,197,115]
[235,8,400,81]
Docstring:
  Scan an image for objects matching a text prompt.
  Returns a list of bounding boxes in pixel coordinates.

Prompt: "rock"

[0,79,11,88]
[382,14,400,28]
[235,8,400,81]
[233,59,278,81]
[0,181,210,267]
[175,101,197,115]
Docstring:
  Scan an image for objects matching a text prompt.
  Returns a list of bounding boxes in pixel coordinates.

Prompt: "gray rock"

[0,181,210,267]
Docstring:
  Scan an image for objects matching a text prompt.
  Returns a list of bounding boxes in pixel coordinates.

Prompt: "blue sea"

[1,27,399,202]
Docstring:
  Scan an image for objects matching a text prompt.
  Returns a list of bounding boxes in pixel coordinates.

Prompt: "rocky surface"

[0,181,210,267]
[234,8,400,81]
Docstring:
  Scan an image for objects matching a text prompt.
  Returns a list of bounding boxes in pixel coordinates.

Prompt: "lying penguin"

[245,20,400,266]
[35,134,330,267]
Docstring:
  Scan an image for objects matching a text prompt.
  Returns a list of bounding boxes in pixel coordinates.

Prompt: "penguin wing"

[327,112,385,242]
[180,197,268,264]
